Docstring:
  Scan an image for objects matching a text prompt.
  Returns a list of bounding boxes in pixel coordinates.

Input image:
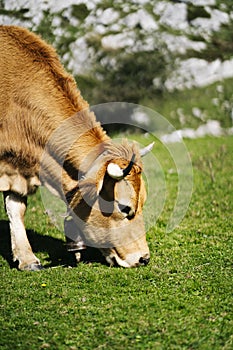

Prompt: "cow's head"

[68,141,154,268]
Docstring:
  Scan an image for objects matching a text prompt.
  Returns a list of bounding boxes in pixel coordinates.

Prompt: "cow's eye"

[118,204,135,219]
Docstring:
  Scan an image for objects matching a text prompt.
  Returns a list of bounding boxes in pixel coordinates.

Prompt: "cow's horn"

[140,142,154,157]
[107,154,136,180]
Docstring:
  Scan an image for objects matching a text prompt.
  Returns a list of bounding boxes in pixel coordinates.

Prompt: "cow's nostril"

[139,256,150,266]
[118,204,131,215]
[118,204,135,219]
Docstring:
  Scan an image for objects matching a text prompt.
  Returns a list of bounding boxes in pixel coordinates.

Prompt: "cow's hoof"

[20,263,44,271]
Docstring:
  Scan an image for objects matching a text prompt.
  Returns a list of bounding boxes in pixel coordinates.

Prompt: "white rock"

[211,98,219,106]
[188,0,216,5]
[160,130,183,143]
[161,33,206,54]
[49,0,85,13]
[196,120,222,137]
[132,110,150,125]
[154,2,188,31]
[101,8,119,25]
[101,32,136,50]
[191,9,229,34]
[95,24,107,35]
[165,58,233,90]
[216,85,224,93]
[181,128,197,139]
[122,12,140,28]
[160,120,225,143]
[192,107,203,119]
[137,9,158,31]
[123,9,158,31]
[68,36,91,74]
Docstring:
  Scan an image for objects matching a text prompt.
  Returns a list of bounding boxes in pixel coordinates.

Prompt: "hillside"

[0,0,232,131]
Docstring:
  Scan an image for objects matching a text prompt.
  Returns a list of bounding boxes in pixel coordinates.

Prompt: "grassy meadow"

[142,78,233,130]
[0,4,232,348]
[0,133,232,349]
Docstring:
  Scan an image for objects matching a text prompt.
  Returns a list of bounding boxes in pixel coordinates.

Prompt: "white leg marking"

[4,192,40,270]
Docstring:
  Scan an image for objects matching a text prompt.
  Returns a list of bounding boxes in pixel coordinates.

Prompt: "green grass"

[0,136,233,350]
[142,78,233,130]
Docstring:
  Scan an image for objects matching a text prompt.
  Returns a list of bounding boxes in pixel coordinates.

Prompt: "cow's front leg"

[4,191,42,271]
[64,216,86,263]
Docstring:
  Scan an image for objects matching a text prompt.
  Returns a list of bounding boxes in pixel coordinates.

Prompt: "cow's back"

[0,25,88,122]
[0,25,89,195]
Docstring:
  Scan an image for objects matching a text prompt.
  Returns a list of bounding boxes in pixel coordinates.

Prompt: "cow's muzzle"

[103,250,150,268]
[139,256,150,266]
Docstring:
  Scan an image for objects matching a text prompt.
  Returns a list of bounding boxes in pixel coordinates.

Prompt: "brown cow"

[0,25,153,270]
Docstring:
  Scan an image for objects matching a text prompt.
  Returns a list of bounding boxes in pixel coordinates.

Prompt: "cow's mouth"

[105,252,131,268]
[99,248,129,267]
[101,248,149,268]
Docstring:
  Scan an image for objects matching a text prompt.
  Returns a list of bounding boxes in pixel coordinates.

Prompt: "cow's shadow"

[0,220,106,269]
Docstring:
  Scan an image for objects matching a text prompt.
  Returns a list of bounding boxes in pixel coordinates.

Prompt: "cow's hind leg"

[4,191,43,271]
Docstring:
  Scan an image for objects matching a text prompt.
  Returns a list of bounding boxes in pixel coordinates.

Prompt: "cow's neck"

[40,107,111,201]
